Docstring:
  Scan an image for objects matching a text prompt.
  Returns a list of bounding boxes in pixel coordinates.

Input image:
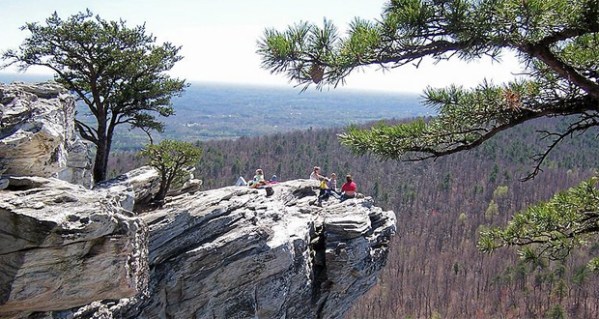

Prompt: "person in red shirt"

[340,174,357,202]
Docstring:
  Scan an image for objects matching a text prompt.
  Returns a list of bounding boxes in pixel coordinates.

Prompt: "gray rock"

[95,166,162,210]
[0,176,148,317]
[56,138,94,189]
[96,166,203,209]
[166,167,203,197]
[0,82,92,187]
[0,177,395,319]
[124,179,396,319]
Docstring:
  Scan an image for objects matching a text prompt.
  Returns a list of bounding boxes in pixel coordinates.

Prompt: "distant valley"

[0,73,428,150]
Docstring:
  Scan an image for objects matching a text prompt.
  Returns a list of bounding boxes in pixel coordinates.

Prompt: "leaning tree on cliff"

[257,0,599,268]
[2,10,187,182]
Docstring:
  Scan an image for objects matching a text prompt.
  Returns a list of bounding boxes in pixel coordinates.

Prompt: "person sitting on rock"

[235,176,248,186]
[326,173,340,199]
[236,169,266,188]
[340,174,357,202]
[249,168,266,188]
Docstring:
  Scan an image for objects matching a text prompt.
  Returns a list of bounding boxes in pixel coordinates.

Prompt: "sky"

[0,0,521,93]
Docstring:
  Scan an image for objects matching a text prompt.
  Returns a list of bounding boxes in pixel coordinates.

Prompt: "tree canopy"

[2,10,187,182]
[258,0,599,267]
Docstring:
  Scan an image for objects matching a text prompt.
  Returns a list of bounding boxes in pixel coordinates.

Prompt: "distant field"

[1,73,429,150]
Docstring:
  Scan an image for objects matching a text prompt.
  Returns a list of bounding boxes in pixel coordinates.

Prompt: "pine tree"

[258,0,599,267]
[2,10,187,182]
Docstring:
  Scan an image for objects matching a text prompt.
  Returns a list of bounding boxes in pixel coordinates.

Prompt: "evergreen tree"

[258,0,599,267]
[2,10,187,182]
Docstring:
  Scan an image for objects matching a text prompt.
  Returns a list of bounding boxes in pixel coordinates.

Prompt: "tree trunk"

[154,169,170,202]
[93,138,108,183]
[92,125,113,183]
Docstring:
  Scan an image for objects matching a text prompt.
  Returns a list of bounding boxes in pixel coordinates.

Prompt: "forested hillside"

[112,117,599,318]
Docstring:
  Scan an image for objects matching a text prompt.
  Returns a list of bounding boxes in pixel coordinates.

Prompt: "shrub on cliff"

[140,139,202,202]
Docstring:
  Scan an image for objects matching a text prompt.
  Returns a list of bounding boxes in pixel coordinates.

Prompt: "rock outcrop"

[95,166,203,210]
[95,166,162,211]
[0,82,396,319]
[0,82,92,188]
[0,176,147,317]
[125,180,395,319]
[0,177,395,319]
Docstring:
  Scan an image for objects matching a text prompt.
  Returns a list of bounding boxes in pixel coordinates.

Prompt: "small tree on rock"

[140,140,202,202]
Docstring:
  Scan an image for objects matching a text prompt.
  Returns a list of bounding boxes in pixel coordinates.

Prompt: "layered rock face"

[0,177,395,319]
[0,82,92,188]
[123,180,396,319]
[0,176,147,317]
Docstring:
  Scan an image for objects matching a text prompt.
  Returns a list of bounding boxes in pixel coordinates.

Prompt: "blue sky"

[1,0,520,93]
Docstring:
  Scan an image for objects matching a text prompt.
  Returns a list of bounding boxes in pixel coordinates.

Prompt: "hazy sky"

[1,0,521,93]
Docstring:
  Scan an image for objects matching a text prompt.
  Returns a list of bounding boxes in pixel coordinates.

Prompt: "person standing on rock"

[309,166,328,206]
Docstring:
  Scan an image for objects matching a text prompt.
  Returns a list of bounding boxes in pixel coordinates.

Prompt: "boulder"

[95,166,162,211]
[0,82,92,187]
[0,176,147,317]
[95,166,203,210]
[166,166,203,197]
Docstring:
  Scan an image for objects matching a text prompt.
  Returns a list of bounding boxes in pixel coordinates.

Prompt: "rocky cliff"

[128,180,395,319]
[0,176,395,319]
[0,82,396,319]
